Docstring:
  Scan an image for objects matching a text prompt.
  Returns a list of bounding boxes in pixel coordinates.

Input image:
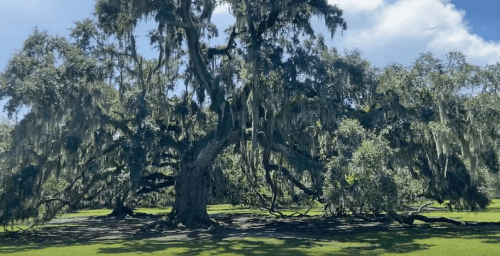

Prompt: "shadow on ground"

[1,214,499,255]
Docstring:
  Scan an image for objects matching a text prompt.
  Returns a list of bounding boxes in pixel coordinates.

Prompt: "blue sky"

[0,0,499,118]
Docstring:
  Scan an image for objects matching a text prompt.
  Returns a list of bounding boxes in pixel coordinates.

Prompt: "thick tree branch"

[136,172,176,195]
[34,166,123,224]
[188,130,241,171]
[141,173,176,182]
[256,2,281,39]
[136,179,176,195]
[179,0,221,114]
[270,164,321,200]
[207,27,237,59]
[386,209,464,226]
[36,175,83,207]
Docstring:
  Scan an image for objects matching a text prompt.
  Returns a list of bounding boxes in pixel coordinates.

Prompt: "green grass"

[486,199,500,210]
[429,199,500,210]
[206,204,323,216]
[419,199,500,222]
[62,207,174,217]
[60,205,321,217]
[2,200,500,255]
[59,204,321,218]
[62,209,113,218]
[422,211,500,222]
[1,229,500,255]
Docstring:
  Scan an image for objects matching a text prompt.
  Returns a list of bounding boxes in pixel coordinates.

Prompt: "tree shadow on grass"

[97,239,313,256]
[332,227,500,255]
[94,228,500,256]
[1,216,500,255]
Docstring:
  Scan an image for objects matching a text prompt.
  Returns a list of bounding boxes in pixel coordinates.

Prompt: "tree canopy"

[1,0,500,228]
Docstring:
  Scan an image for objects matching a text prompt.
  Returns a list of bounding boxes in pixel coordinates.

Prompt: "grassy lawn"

[206,204,324,216]
[422,211,500,222]
[1,200,500,255]
[57,199,500,221]
[1,229,500,256]
[418,199,500,222]
[59,204,324,218]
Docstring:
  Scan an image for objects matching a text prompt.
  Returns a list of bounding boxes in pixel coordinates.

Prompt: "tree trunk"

[173,166,213,226]
[109,195,134,219]
[169,131,241,226]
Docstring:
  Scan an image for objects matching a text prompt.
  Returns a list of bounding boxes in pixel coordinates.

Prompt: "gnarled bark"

[173,166,213,226]
[170,131,241,226]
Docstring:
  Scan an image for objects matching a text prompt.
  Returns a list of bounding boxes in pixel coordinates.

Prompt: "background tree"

[0,19,183,224]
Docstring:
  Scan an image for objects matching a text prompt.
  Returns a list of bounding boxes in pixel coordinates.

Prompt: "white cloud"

[328,0,500,67]
[329,0,385,14]
[210,0,500,66]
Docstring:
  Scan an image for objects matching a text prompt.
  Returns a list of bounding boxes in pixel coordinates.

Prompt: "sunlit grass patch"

[206,204,324,216]
[422,211,500,223]
[428,198,500,210]
[61,209,113,218]
[134,207,172,215]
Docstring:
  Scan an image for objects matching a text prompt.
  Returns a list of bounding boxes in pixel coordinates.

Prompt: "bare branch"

[409,202,433,216]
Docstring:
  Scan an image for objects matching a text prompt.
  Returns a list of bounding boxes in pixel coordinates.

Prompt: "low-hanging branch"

[257,131,323,172]
[34,175,83,209]
[384,202,467,226]
[239,129,325,202]
[267,163,320,200]
[27,167,122,228]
